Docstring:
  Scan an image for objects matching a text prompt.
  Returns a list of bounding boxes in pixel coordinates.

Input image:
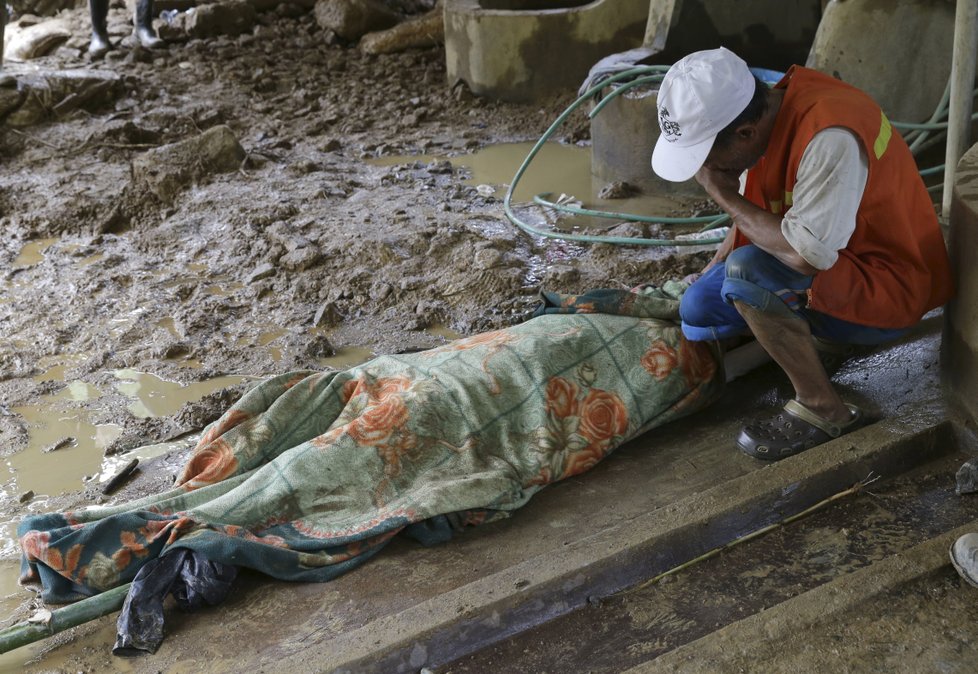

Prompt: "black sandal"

[737,400,865,461]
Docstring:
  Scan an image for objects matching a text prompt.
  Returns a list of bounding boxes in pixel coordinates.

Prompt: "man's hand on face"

[694,165,741,199]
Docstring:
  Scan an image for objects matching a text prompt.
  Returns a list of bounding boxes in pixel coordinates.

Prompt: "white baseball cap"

[651,47,756,182]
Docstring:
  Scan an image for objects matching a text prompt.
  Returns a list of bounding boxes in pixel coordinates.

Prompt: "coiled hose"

[504,65,971,246]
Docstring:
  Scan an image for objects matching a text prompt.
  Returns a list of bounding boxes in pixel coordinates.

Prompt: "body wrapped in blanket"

[17,283,724,651]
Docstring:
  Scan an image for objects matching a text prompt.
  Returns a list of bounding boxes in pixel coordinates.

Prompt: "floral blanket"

[19,284,723,603]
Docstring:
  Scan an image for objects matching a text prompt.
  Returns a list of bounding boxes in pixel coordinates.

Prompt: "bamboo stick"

[0,583,131,655]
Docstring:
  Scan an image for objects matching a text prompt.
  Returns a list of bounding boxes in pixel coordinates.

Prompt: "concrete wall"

[648,0,822,70]
[807,0,954,123]
[943,143,978,429]
[444,0,649,102]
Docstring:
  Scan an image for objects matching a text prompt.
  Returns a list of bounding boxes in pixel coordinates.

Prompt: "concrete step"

[442,437,977,673]
[629,521,978,673]
[323,409,960,673]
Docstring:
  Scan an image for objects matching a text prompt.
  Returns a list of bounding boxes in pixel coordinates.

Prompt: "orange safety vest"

[733,66,954,328]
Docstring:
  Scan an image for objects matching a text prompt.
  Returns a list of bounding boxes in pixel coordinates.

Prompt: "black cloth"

[113,548,238,656]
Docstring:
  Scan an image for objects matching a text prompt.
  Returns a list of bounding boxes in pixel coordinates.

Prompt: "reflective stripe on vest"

[873,111,892,160]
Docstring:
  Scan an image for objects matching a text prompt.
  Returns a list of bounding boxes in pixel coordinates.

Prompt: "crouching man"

[651,48,953,460]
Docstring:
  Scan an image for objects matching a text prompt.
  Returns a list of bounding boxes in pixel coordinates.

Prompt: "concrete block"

[444,0,648,102]
[807,0,954,123]
[589,83,700,198]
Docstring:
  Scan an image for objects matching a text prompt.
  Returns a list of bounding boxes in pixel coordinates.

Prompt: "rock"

[427,159,453,174]
[313,301,342,327]
[359,7,442,54]
[187,0,258,39]
[3,70,122,127]
[0,87,26,121]
[249,0,315,11]
[279,246,323,271]
[132,125,246,202]
[369,280,392,300]
[8,0,76,16]
[276,2,309,18]
[598,180,639,200]
[313,0,401,41]
[18,490,35,504]
[414,298,446,322]
[303,332,334,358]
[289,158,320,174]
[3,18,70,61]
[542,264,580,288]
[247,262,277,283]
[473,247,503,270]
[41,436,74,453]
[606,221,648,239]
[100,120,162,145]
[956,457,978,496]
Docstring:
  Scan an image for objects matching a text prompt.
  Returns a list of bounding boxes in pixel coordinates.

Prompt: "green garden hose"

[502,67,729,247]
[505,66,956,247]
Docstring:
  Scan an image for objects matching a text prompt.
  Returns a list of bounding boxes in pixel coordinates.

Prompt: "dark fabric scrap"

[113,548,238,656]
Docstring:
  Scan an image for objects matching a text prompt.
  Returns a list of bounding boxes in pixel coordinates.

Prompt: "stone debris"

[9,0,76,15]
[1,69,122,127]
[247,263,277,283]
[41,436,75,453]
[597,180,639,200]
[187,0,259,39]
[359,6,442,55]
[956,457,978,496]
[313,301,342,327]
[3,17,71,61]
[303,331,334,358]
[132,125,246,202]
[314,0,402,41]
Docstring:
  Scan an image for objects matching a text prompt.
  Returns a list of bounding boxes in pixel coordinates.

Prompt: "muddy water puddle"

[0,364,246,668]
[6,369,251,500]
[11,238,58,269]
[442,450,977,673]
[370,142,695,228]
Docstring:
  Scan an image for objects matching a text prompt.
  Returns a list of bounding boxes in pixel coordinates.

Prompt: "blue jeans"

[680,245,907,345]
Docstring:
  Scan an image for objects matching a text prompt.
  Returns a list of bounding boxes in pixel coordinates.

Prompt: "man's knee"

[723,245,769,285]
[679,274,717,327]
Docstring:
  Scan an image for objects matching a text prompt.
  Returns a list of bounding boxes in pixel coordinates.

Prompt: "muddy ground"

[0,2,710,633]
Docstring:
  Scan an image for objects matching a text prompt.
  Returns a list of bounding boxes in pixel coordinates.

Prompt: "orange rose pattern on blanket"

[18,285,724,604]
[641,339,679,381]
[530,373,630,484]
[178,437,241,491]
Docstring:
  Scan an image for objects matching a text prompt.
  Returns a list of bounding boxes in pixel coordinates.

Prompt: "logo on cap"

[658,106,682,143]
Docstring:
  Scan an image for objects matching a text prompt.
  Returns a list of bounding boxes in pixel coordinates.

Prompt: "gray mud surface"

[0,2,709,642]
